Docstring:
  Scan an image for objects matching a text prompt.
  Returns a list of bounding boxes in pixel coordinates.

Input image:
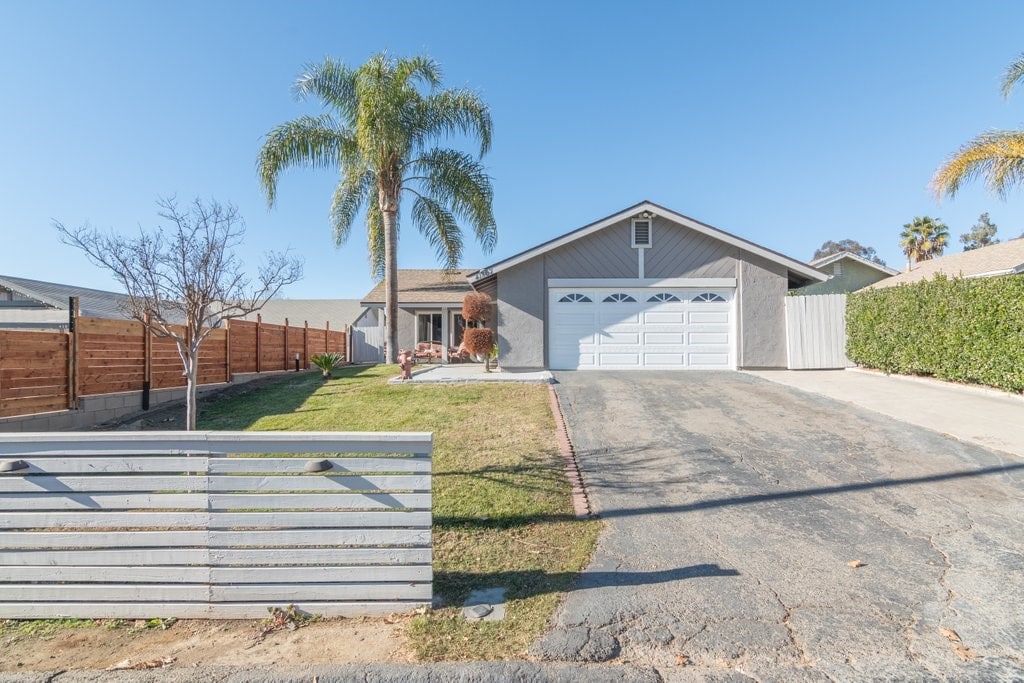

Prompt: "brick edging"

[548,384,591,518]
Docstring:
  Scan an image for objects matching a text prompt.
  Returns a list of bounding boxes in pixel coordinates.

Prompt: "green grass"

[0,618,96,643]
[199,364,600,660]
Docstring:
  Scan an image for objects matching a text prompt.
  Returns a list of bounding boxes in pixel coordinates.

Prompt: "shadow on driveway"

[434,461,1024,528]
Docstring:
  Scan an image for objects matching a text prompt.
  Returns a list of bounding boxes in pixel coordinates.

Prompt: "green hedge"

[846,274,1024,393]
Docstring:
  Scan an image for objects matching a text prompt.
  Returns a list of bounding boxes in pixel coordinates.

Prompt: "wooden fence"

[785,293,851,369]
[0,431,432,618]
[0,315,347,418]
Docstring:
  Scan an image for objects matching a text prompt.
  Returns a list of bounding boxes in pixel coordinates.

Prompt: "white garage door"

[548,288,735,370]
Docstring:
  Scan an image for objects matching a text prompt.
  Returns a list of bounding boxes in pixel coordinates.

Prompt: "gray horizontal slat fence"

[0,430,432,619]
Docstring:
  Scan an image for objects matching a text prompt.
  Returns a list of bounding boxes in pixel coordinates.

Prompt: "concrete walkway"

[747,369,1024,459]
[389,364,553,384]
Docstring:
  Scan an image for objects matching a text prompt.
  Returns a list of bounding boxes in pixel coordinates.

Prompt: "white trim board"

[469,201,827,283]
[548,278,737,288]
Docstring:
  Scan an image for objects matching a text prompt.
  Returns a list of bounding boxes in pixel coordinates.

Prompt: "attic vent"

[632,219,652,248]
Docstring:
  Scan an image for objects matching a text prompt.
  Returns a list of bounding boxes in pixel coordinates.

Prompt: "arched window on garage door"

[692,292,726,302]
[602,293,636,303]
[558,293,592,303]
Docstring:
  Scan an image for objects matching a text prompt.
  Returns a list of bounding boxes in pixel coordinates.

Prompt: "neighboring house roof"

[239,299,365,329]
[0,274,132,319]
[467,200,827,285]
[361,269,475,305]
[869,238,1024,289]
[809,251,899,276]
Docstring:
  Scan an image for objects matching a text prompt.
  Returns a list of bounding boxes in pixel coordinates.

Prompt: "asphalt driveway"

[535,371,1024,681]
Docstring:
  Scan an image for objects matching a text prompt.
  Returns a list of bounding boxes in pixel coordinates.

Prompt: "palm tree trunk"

[382,199,399,365]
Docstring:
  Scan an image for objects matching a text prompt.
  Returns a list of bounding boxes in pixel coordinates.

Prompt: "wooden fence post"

[255,314,262,374]
[142,312,152,410]
[303,321,309,369]
[284,318,289,370]
[67,297,79,409]
[225,320,232,383]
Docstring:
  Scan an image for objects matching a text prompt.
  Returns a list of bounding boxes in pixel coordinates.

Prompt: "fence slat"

[210,548,432,565]
[0,511,209,529]
[208,493,431,510]
[0,493,208,510]
[206,475,430,492]
[209,457,431,473]
[0,475,208,493]
[0,585,208,602]
[3,566,210,583]
[210,566,430,583]
[211,584,431,602]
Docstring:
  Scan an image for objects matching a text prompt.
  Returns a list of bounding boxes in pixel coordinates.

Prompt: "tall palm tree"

[900,216,949,267]
[932,53,1024,198]
[258,53,497,363]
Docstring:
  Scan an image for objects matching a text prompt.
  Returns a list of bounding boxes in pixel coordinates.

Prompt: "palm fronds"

[931,130,1024,199]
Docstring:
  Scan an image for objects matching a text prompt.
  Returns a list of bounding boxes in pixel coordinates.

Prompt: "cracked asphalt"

[535,371,1024,681]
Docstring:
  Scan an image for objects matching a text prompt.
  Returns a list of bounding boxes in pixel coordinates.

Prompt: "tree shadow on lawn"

[436,564,739,604]
[198,364,390,431]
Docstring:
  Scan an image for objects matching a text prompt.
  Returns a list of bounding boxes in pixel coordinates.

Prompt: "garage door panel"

[601,332,641,345]
[644,353,687,365]
[598,311,641,325]
[689,332,730,344]
[689,353,731,367]
[644,311,685,324]
[549,288,734,370]
[645,332,686,345]
[597,352,641,365]
[689,311,729,324]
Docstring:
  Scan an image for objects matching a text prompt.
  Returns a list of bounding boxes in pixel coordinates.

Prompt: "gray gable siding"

[644,218,737,279]
[541,217,738,280]
[543,220,637,278]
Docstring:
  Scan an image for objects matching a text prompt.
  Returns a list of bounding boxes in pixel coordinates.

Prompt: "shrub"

[462,327,494,356]
[310,352,344,378]
[846,274,1024,392]
[462,292,492,323]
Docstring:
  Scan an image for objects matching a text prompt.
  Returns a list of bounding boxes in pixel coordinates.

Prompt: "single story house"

[868,238,1024,289]
[0,275,132,329]
[800,252,898,294]
[360,269,477,363]
[363,201,826,370]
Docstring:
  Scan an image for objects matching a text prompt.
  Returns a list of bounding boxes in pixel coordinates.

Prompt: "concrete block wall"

[0,369,309,432]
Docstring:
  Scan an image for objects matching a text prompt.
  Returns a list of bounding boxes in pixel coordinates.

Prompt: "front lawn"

[200,364,600,660]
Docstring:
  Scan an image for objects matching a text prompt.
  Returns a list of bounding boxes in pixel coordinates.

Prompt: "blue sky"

[2,1,1023,299]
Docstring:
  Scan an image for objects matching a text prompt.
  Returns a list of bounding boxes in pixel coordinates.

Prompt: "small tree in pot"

[461,292,495,372]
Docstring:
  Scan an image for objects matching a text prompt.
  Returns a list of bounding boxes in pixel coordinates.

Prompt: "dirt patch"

[0,616,414,671]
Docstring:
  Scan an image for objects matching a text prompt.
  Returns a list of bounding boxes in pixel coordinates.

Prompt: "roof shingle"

[869,239,1024,289]
[361,269,473,304]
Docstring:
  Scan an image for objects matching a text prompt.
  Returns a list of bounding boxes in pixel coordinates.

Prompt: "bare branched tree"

[55,197,303,429]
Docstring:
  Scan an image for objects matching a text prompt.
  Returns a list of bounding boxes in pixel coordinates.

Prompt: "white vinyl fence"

[785,294,851,369]
[0,431,432,619]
